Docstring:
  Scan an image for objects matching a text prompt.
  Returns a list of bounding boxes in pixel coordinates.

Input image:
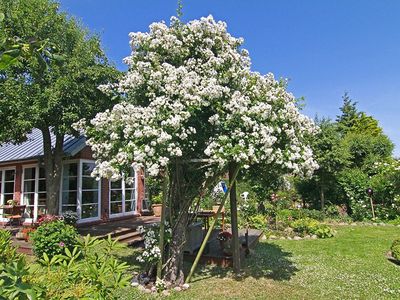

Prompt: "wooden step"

[114,230,142,242]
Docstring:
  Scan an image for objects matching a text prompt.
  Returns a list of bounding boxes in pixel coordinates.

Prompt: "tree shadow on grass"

[188,242,299,283]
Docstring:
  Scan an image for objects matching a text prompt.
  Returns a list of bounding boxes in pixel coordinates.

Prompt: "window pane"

[4,194,14,201]
[111,180,122,189]
[5,170,15,181]
[111,202,123,214]
[62,191,77,205]
[62,177,77,191]
[82,191,98,204]
[4,182,14,194]
[82,177,98,190]
[23,193,35,206]
[38,193,47,207]
[39,167,46,178]
[111,190,123,202]
[63,163,78,177]
[125,190,136,202]
[24,181,35,193]
[126,200,136,212]
[24,168,36,180]
[82,163,95,176]
[62,205,77,213]
[81,204,98,219]
[38,180,46,192]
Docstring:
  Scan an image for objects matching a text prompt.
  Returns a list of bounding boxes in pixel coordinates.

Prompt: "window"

[23,167,36,218]
[62,163,78,213]
[109,168,136,216]
[81,162,99,219]
[61,161,100,221]
[22,166,47,220]
[3,169,15,203]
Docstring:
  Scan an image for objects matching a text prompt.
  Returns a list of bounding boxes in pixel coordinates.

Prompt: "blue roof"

[0,129,87,163]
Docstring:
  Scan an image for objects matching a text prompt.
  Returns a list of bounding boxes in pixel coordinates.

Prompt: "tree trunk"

[42,127,64,215]
[163,161,189,285]
[164,211,188,285]
[229,163,240,274]
[320,186,325,210]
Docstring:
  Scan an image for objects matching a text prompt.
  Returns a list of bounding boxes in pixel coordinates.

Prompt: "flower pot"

[15,232,25,240]
[152,204,162,217]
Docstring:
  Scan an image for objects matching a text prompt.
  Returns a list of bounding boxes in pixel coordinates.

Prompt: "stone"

[293,236,302,240]
[311,235,318,239]
[304,235,311,239]
[269,235,277,240]
[143,288,152,294]
[174,286,182,292]
[182,283,190,290]
[151,286,157,293]
[351,223,357,226]
[162,290,171,296]
[287,237,292,240]
[280,237,286,240]
[137,285,146,292]
[131,282,139,287]
[261,235,267,241]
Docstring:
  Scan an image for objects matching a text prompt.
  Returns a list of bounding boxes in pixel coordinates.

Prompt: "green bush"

[31,220,78,259]
[388,217,400,225]
[290,218,334,238]
[392,245,400,260]
[299,209,325,221]
[0,229,19,264]
[391,238,400,250]
[247,214,267,230]
[31,235,131,299]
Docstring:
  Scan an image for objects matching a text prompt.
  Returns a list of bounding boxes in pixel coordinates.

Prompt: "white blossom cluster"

[136,225,162,264]
[77,15,318,181]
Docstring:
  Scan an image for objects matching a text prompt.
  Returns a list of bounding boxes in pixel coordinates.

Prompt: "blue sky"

[60,0,400,156]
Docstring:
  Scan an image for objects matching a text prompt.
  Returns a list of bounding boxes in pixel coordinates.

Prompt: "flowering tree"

[77,16,318,284]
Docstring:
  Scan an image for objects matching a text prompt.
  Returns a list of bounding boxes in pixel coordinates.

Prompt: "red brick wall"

[101,178,109,221]
[72,146,93,160]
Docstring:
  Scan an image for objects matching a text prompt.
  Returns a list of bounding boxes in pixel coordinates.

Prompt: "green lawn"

[115,225,400,299]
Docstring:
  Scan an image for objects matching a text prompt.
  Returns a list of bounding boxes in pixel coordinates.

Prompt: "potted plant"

[6,199,18,206]
[217,231,233,256]
[21,227,36,241]
[151,193,163,217]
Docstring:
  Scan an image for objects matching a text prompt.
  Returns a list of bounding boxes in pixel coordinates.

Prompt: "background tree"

[296,118,349,209]
[0,0,119,214]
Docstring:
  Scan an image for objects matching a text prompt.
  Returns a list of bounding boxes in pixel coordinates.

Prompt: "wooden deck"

[77,216,160,238]
[184,228,263,267]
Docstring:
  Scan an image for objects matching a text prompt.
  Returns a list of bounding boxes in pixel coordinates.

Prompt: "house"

[0,129,147,226]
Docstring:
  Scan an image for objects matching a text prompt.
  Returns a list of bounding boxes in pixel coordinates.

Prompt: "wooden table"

[0,205,26,227]
[191,210,225,231]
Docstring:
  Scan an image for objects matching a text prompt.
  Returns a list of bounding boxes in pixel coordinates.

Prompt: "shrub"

[30,235,130,299]
[62,210,79,226]
[290,218,334,238]
[276,209,299,225]
[388,217,400,225]
[391,238,400,250]
[31,220,78,259]
[299,209,325,221]
[392,245,400,261]
[36,214,62,226]
[0,229,19,264]
[247,214,267,230]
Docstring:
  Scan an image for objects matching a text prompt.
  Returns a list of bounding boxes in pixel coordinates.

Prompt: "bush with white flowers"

[77,15,318,283]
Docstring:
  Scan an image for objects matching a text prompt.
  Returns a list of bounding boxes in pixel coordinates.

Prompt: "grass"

[114,225,400,299]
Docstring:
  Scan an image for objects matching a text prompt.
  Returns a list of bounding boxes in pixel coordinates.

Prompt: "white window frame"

[109,171,138,218]
[59,159,101,223]
[0,167,16,222]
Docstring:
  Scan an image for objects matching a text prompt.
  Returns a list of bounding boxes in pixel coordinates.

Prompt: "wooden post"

[229,163,240,274]
[185,165,240,283]
[157,167,169,280]
[369,195,376,219]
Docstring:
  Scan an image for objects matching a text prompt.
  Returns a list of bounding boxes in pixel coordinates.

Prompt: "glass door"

[109,169,136,217]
